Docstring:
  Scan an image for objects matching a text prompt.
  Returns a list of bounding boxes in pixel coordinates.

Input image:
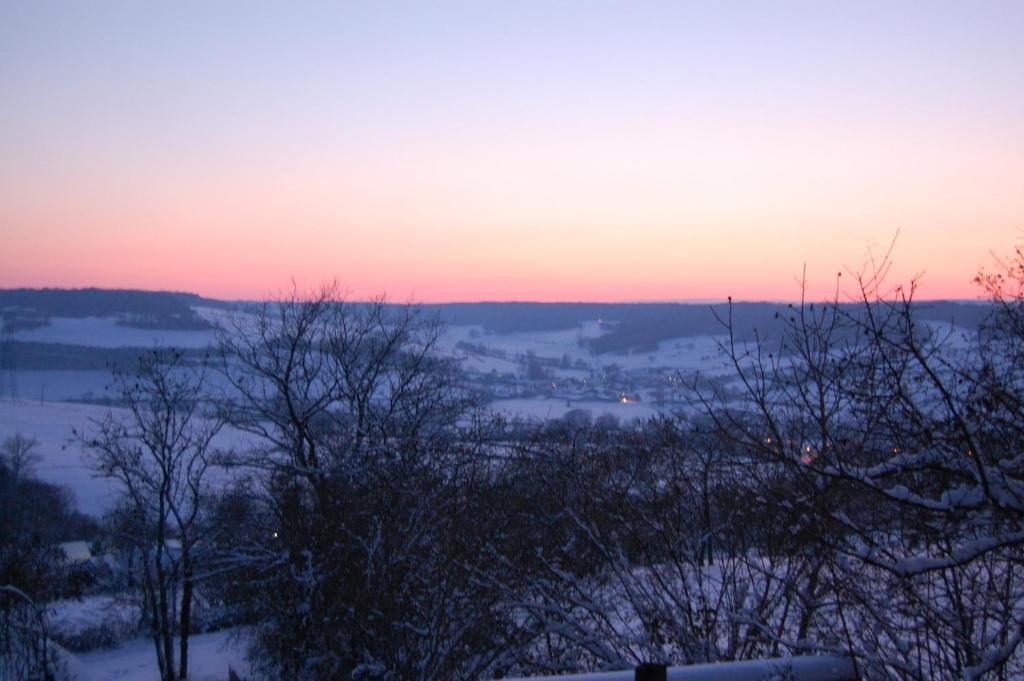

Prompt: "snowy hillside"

[65,630,249,681]
[0,401,251,516]
[11,316,216,349]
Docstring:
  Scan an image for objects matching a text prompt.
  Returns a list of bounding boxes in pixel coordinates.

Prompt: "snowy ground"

[9,313,729,374]
[438,322,603,363]
[492,398,661,422]
[49,595,140,652]
[13,370,115,403]
[66,629,250,681]
[439,323,731,372]
[1,317,736,516]
[12,316,216,349]
[602,335,731,372]
[0,401,254,516]
[0,401,122,514]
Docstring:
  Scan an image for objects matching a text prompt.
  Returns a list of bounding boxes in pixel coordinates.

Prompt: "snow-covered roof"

[58,540,92,563]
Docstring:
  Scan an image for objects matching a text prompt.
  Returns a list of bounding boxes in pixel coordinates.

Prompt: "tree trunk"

[155,546,176,681]
[178,556,193,680]
[143,552,168,681]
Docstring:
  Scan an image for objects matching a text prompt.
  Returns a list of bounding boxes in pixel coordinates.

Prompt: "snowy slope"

[68,629,250,681]
[0,401,120,515]
[438,324,732,373]
[491,398,660,422]
[12,317,216,349]
[0,401,253,517]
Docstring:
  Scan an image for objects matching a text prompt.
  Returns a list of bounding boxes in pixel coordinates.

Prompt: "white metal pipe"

[498,655,856,681]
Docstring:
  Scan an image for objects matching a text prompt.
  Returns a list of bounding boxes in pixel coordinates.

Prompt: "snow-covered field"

[0,401,253,516]
[439,322,604,363]
[492,398,661,422]
[439,323,732,374]
[66,629,250,681]
[13,370,115,402]
[12,317,216,349]
[49,595,140,652]
[0,401,122,515]
[604,335,731,373]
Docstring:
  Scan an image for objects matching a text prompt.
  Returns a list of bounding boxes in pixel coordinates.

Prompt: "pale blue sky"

[2,1,1023,300]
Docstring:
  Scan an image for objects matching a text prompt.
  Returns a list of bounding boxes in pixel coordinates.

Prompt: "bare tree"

[690,253,1024,679]
[1,433,42,482]
[212,285,517,680]
[0,584,60,681]
[485,416,839,676]
[216,284,468,480]
[81,348,222,681]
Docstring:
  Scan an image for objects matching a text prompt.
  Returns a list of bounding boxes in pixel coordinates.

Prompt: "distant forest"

[0,288,221,331]
[0,288,990,358]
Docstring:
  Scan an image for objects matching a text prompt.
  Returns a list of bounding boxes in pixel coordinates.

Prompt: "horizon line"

[0,285,986,307]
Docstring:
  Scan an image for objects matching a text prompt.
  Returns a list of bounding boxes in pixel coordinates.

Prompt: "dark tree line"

[0,288,215,331]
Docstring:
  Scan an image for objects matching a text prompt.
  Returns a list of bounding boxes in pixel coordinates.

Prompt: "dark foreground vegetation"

[4,249,1024,680]
[0,434,98,680]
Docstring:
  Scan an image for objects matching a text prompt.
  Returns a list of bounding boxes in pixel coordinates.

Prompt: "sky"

[1,1,1023,302]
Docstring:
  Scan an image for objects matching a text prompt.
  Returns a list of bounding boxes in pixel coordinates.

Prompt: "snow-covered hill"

[0,401,252,517]
[66,629,249,681]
